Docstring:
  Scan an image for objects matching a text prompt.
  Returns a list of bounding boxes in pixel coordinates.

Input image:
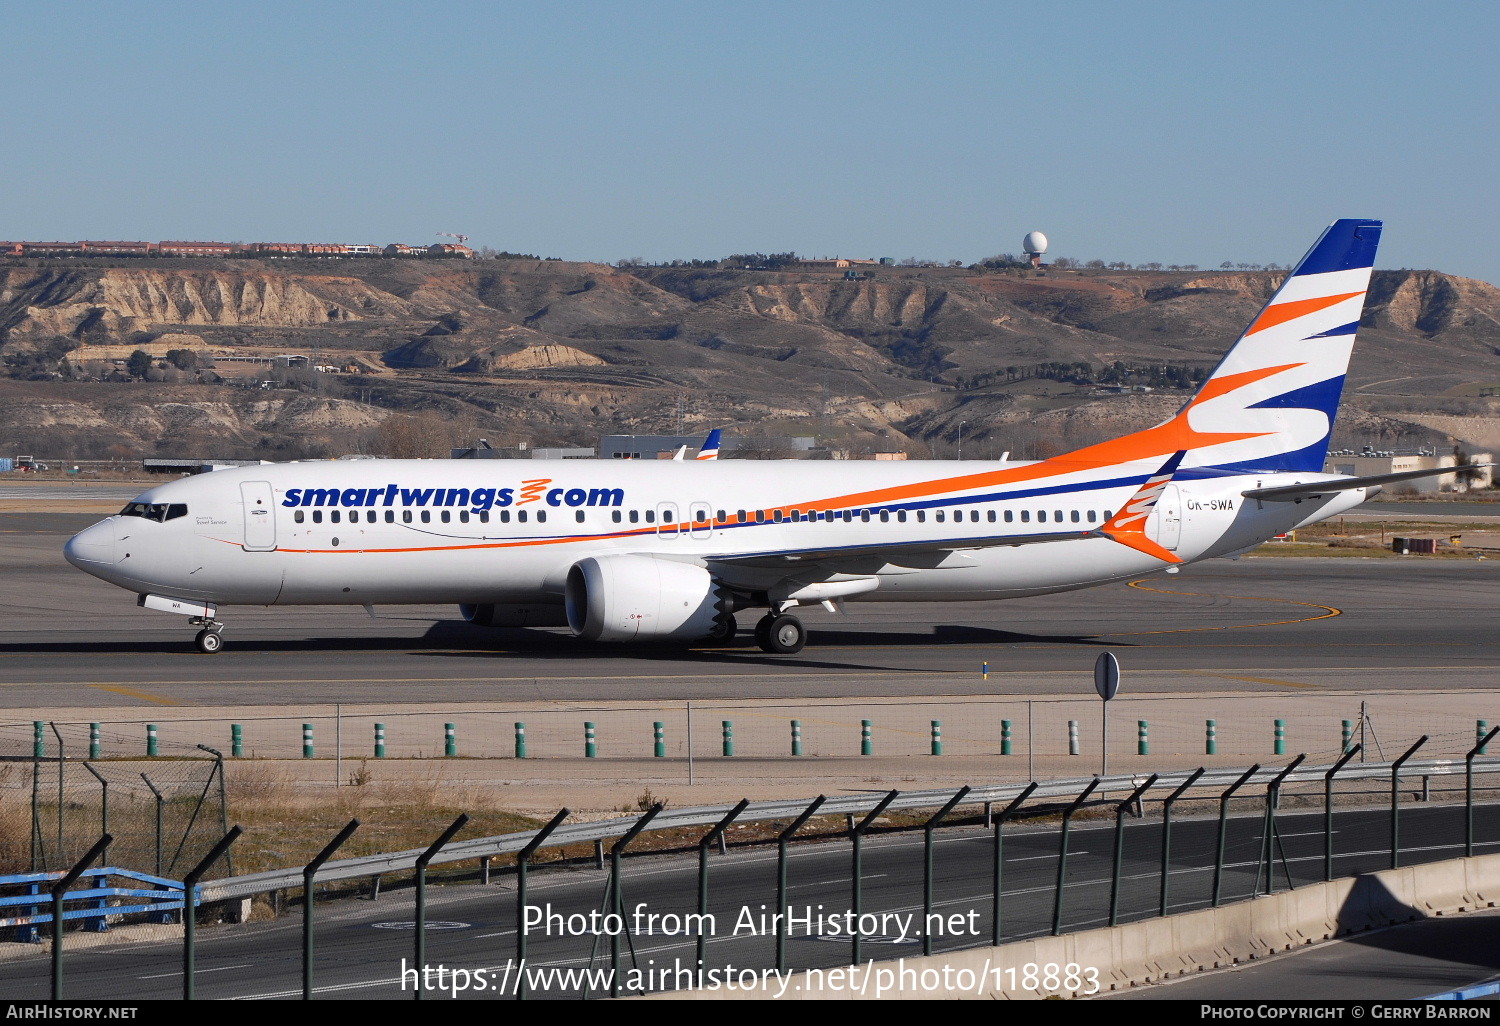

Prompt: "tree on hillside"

[127,350,152,378]
[374,411,457,458]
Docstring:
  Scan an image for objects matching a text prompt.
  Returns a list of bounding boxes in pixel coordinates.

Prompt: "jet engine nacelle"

[565,554,725,642]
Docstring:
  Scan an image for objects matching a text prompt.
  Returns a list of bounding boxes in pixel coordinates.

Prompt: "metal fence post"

[922,787,971,956]
[1324,745,1361,881]
[1468,728,1500,857]
[697,800,748,972]
[81,763,110,866]
[776,796,827,972]
[414,814,469,1001]
[851,790,898,964]
[1213,764,1261,907]
[140,772,164,877]
[1052,778,1102,936]
[1110,775,1158,926]
[303,819,359,1000]
[516,808,569,1001]
[50,834,112,1000]
[182,826,241,1000]
[992,782,1037,946]
[1160,768,1205,917]
[1258,755,1306,896]
[34,720,44,759]
[609,804,662,997]
[1391,736,1428,868]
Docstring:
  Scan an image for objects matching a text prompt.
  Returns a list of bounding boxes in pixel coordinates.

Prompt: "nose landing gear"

[190,616,225,654]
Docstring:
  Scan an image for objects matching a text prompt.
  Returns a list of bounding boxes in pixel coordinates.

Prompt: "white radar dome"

[1023,231,1048,255]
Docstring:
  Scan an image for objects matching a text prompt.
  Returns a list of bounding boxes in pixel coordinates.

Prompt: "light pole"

[957,421,967,460]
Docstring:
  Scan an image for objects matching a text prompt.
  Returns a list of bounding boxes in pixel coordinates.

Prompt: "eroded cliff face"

[0,267,417,341]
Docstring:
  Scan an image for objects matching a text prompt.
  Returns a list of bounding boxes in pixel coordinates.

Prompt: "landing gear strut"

[190,616,225,654]
[755,613,806,655]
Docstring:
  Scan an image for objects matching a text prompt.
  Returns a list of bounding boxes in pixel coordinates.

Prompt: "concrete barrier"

[642,853,1500,1000]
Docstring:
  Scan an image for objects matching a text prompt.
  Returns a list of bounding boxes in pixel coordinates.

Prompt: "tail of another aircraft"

[1057,219,1382,474]
[695,429,722,461]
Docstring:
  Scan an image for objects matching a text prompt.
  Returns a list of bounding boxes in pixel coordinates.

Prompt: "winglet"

[695,429,722,461]
[1098,451,1186,563]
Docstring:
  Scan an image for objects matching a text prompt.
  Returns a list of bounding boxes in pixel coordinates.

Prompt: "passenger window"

[936,511,945,523]
[790,510,800,523]
[1021,511,1030,523]
[460,511,470,523]
[879,510,890,523]
[1104,510,1114,520]
[696,510,708,524]
[1005,510,1014,523]
[842,510,852,523]
[576,510,585,523]
[897,510,907,523]
[755,510,765,523]
[518,510,528,523]
[737,510,747,523]
[421,511,430,523]
[646,510,656,524]
[917,510,926,523]
[1071,510,1080,523]
[441,511,451,523]
[716,510,726,523]
[537,511,546,523]
[629,510,639,523]
[479,511,489,524]
[1055,510,1063,521]
[971,511,980,523]
[860,510,871,523]
[663,510,673,523]
[500,510,510,523]
[988,510,996,522]
[313,510,323,524]
[331,510,341,523]
[294,510,305,523]
[385,510,394,523]
[402,510,412,523]
[612,511,622,523]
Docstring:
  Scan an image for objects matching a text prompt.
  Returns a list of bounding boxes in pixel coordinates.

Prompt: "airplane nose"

[64,523,116,567]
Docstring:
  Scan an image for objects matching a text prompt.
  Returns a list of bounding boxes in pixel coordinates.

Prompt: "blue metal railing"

[1,867,186,942]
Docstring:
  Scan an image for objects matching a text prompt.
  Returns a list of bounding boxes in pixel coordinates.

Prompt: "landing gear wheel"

[758,614,806,655]
[194,629,224,654]
[754,614,774,650]
[706,613,738,643]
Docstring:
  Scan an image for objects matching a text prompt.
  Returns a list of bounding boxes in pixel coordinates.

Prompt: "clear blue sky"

[5,1,1497,282]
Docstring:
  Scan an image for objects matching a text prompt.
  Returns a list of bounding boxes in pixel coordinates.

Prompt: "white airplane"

[66,220,1447,655]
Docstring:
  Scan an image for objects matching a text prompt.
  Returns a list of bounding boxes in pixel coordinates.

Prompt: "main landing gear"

[190,616,225,654]
[754,613,806,655]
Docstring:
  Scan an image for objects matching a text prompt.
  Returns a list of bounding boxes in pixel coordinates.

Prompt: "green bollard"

[514,722,526,759]
[1206,719,1217,756]
[231,723,244,758]
[1001,719,1012,756]
[147,723,159,757]
[89,723,101,761]
[931,720,942,756]
[444,723,456,758]
[722,720,734,758]
[585,722,596,758]
[1274,719,1286,756]
[302,723,313,759]
[1138,720,1149,756]
[790,720,802,757]
[653,722,665,758]
[34,721,44,759]
[374,722,386,758]
[861,719,873,756]
[1480,721,1490,756]
[1342,719,1354,753]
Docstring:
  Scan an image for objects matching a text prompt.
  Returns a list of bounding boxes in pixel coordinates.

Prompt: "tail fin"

[695,429,722,461]
[1056,219,1382,474]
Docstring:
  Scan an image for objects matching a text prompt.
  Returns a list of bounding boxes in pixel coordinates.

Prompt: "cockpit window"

[118,502,188,523]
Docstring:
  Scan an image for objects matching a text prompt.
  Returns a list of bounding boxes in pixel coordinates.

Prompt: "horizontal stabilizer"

[1241,464,1494,502]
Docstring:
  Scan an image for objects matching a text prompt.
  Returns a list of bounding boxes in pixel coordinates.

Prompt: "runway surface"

[2,513,1498,709]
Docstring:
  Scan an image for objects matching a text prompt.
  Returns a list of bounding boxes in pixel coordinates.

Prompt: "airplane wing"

[1241,464,1495,502]
[710,451,1188,575]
